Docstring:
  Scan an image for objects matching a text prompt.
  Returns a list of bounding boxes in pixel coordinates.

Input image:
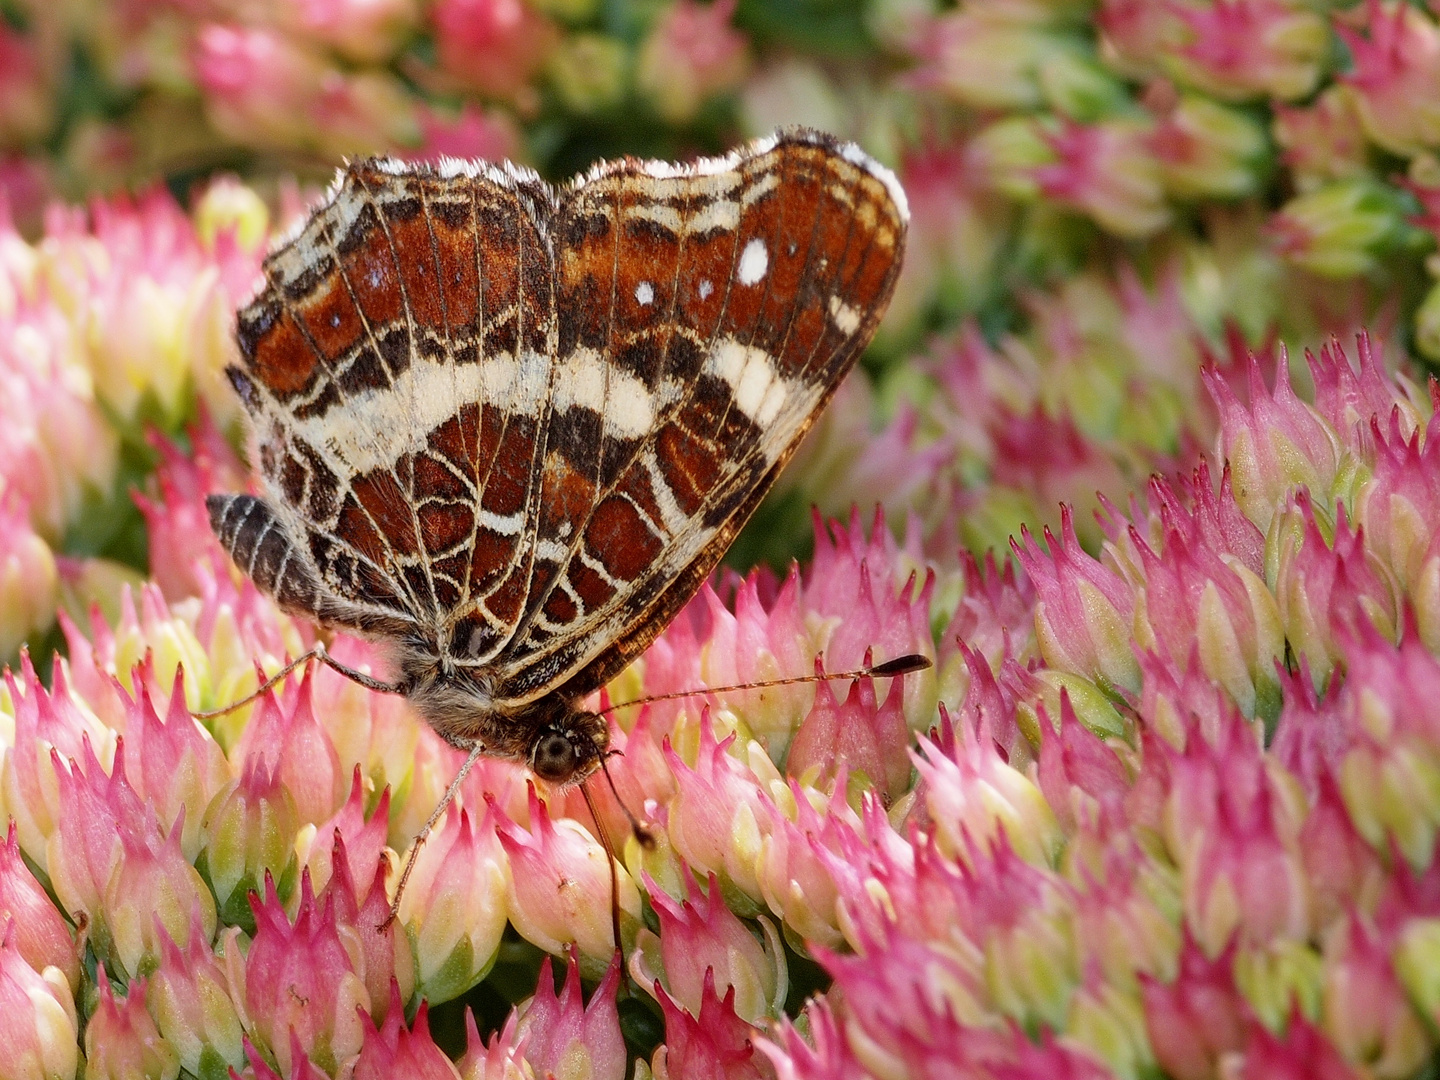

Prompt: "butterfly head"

[528,705,608,785]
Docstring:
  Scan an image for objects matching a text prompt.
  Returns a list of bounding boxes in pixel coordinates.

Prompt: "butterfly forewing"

[212,130,907,716]
[500,135,907,701]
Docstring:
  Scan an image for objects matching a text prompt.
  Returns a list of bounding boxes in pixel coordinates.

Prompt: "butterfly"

[206,128,908,799]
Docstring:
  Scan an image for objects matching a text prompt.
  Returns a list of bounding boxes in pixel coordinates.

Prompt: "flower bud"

[1150,91,1269,200]
[636,0,750,122]
[651,972,765,1080]
[665,711,773,910]
[1033,118,1171,238]
[1166,0,1326,102]
[0,500,57,659]
[916,705,1061,867]
[235,677,344,828]
[399,804,508,1005]
[0,822,76,991]
[1013,506,1140,695]
[353,986,464,1080]
[432,0,557,101]
[1270,178,1423,279]
[242,875,369,1075]
[199,755,300,928]
[1336,1,1440,157]
[1273,88,1372,194]
[0,922,78,1080]
[84,971,181,1080]
[515,953,625,1080]
[634,871,786,1023]
[1140,934,1249,1080]
[149,913,246,1078]
[497,785,640,973]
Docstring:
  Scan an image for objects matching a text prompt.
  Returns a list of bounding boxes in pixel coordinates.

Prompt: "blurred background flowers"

[7,0,1440,1076]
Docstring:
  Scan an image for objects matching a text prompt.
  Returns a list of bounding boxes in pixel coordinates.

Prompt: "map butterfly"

[207,128,909,798]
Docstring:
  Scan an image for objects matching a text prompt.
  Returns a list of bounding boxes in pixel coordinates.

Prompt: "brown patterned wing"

[217,157,564,656]
[486,129,909,703]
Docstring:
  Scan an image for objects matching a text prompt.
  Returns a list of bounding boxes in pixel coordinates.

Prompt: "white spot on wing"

[551,346,656,439]
[738,239,768,286]
[635,281,654,305]
[828,295,862,335]
[706,338,790,430]
[698,280,713,300]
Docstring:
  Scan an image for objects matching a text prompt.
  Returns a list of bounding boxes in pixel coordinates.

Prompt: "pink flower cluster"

[0,320,1436,1078]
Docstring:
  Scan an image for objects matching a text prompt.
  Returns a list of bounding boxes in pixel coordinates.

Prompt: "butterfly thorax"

[396,642,608,785]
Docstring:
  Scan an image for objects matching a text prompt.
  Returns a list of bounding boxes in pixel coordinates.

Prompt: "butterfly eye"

[532,731,579,782]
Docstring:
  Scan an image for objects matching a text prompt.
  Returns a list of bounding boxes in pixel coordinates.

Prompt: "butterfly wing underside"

[215,156,562,649]
[212,131,907,709]
[500,132,908,701]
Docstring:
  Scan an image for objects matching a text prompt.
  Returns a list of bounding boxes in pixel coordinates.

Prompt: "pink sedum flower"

[324,833,415,1021]
[149,913,246,1078]
[1162,718,1310,954]
[1238,1008,1361,1080]
[637,0,750,122]
[755,778,860,952]
[1,654,113,869]
[456,1010,529,1080]
[199,755,299,922]
[1203,349,1343,533]
[432,0,557,102]
[0,498,56,658]
[353,986,463,1080]
[635,871,785,1023]
[132,418,247,603]
[664,710,774,909]
[1356,408,1440,652]
[117,668,231,861]
[85,970,180,1080]
[242,874,369,1075]
[0,823,75,991]
[411,103,520,163]
[1273,493,1399,684]
[1140,934,1250,1080]
[194,26,417,158]
[1167,0,1327,102]
[1147,88,1269,201]
[287,0,419,64]
[1273,88,1373,193]
[1336,0,1440,157]
[398,803,508,1005]
[517,952,625,1080]
[298,767,390,900]
[801,507,937,728]
[496,785,640,970]
[915,705,1061,867]
[1321,914,1430,1077]
[1128,509,1284,720]
[234,677,344,828]
[652,971,767,1080]
[1033,118,1171,239]
[0,921,78,1080]
[787,660,912,802]
[1014,505,1140,694]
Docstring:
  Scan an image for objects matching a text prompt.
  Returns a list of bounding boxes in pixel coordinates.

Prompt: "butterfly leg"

[193,640,403,718]
[382,738,487,929]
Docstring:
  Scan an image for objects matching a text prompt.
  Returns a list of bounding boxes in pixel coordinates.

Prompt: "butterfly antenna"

[379,740,487,931]
[579,781,627,974]
[597,652,931,715]
[598,750,656,850]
